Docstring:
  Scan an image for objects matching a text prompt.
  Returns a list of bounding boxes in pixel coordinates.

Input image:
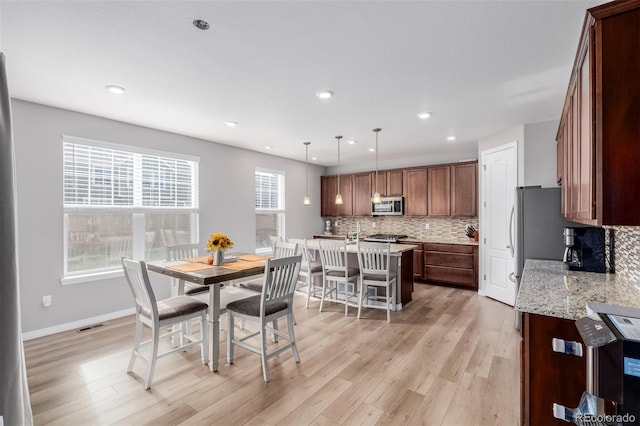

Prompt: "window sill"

[60,269,124,286]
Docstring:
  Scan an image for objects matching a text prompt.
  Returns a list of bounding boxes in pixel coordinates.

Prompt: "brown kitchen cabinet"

[321,175,353,217]
[427,165,451,216]
[371,169,403,198]
[521,312,586,426]
[352,172,373,216]
[399,241,423,280]
[423,243,478,289]
[403,167,428,216]
[451,162,477,217]
[557,0,640,226]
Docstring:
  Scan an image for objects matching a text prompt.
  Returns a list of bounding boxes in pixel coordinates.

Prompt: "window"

[63,136,199,278]
[255,168,285,253]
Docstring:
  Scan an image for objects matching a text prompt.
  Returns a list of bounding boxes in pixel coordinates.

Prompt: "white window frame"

[61,136,199,284]
[255,167,286,254]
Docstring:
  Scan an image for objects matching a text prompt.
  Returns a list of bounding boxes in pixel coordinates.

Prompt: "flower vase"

[212,250,225,266]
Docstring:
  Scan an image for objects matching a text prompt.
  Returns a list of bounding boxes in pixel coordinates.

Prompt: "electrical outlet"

[425,223,430,230]
[372,222,377,228]
[42,295,52,308]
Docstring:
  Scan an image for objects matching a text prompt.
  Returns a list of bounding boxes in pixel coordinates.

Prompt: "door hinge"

[483,164,486,171]
[483,274,486,281]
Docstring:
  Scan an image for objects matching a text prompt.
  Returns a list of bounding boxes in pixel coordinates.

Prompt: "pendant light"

[372,128,382,204]
[303,141,311,206]
[335,135,343,205]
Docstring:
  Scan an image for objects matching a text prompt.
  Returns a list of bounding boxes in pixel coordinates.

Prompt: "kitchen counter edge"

[515,259,640,321]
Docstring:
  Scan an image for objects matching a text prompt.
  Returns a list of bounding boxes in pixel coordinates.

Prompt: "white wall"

[523,120,560,188]
[12,100,326,334]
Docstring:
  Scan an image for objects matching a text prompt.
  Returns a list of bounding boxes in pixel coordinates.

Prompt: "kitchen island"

[516,259,640,425]
[308,238,418,308]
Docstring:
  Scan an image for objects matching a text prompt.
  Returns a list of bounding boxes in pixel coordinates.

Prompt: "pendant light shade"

[335,135,343,205]
[372,128,382,204]
[303,141,311,206]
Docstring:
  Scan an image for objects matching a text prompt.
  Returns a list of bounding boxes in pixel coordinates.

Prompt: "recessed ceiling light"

[368,148,376,152]
[347,140,357,145]
[224,121,238,127]
[265,146,272,150]
[311,156,318,161]
[447,136,456,141]
[418,112,432,119]
[105,85,126,95]
[192,19,210,30]
[315,90,334,99]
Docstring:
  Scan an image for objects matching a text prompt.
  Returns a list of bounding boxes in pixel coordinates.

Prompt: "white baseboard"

[22,307,135,341]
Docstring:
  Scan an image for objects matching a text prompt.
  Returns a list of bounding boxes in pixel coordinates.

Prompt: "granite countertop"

[313,234,479,246]
[515,259,640,320]
[306,238,418,254]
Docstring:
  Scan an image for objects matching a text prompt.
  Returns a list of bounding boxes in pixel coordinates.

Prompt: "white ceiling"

[0,0,604,170]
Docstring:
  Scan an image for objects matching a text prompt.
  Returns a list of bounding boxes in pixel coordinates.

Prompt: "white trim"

[22,307,135,341]
[63,134,200,163]
[60,269,124,286]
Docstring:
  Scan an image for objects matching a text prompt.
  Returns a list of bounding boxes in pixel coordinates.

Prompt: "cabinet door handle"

[552,338,583,357]
[508,204,515,258]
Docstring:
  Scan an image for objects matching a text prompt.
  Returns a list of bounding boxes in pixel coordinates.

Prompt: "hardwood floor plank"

[24,283,521,425]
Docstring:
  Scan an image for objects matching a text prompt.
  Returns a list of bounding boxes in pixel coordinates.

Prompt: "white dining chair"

[226,255,302,382]
[289,238,323,308]
[238,241,298,293]
[355,241,397,322]
[121,257,209,389]
[166,243,209,296]
[317,239,360,316]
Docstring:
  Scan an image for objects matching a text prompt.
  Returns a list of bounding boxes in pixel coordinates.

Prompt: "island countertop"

[515,259,640,321]
[306,238,418,254]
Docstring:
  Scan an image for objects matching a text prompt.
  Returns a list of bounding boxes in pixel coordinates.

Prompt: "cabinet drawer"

[423,243,474,254]
[424,252,473,269]
[424,266,474,286]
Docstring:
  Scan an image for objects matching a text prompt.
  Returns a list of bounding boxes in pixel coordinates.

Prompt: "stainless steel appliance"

[364,233,407,243]
[563,227,607,273]
[512,186,578,289]
[552,302,640,424]
[371,196,404,216]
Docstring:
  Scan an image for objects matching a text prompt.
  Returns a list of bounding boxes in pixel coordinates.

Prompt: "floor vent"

[77,323,104,333]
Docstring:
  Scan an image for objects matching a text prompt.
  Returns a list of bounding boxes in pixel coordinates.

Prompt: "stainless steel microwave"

[371,196,404,216]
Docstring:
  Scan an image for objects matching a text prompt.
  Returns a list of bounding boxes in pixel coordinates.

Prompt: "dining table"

[147,253,270,372]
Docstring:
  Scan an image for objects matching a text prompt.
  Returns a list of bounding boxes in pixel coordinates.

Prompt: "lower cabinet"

[521,312,586,426]
[399,241,423,280]
[423,243,478,289]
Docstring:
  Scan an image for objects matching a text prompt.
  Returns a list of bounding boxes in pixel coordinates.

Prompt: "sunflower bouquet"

[207,232,234,251]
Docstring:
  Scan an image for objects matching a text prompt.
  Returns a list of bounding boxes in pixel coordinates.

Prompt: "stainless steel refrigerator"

[512,186,576,292]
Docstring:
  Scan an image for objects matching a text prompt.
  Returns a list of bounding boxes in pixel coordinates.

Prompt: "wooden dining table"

[147,253,269,372]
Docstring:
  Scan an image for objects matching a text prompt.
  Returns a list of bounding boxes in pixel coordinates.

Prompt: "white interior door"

[481,143,517,306]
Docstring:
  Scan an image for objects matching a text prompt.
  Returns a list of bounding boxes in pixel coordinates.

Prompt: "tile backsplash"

[323,216,479,244]
[609,226,640,284]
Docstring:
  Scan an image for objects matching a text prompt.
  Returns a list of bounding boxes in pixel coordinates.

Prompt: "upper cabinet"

[321,161,478,218]
[320,175,353,217]
[427,166,451,216]
[352,172,373,216]
[403,167,428,216]
[557,0,640,225]
[451,163,478,217]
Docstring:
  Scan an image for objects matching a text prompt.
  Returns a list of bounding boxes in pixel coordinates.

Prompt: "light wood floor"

[25,283,521,426]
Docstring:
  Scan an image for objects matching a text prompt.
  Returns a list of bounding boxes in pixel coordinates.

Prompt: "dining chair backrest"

[122,258,157,318]
[274,241,298,258]
[269,235,283,254]
[289,238,312,264]
[166,243,199,261]
[261,255,302,310]
[356,241,392,277]
[318,239,350,274]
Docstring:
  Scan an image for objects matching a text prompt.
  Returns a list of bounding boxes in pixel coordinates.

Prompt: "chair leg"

[260,320,270,382]
[288,311,301,363]
[305,275,311,309]
[227,312,235,364]
[145,324,160,390]
[386,284,392,323]
[127,316,142,372]
[272,319,279,343]
[357,283,365,319]
[319,277,327,312]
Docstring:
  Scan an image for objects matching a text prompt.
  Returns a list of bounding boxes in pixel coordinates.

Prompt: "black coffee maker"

[562,227,606,273]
